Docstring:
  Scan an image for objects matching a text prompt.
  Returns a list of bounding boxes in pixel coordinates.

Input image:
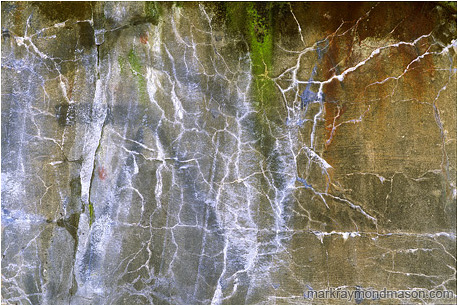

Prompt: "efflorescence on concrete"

[1,2,457,304]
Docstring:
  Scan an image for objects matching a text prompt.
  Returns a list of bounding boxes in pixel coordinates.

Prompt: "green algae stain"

[221,2,288,216]
[128,49,142,72]
[224,3,278,108]
[224,3,279,111]
[145,2,160,23]
[439,1,457,12]
[224,3,281,158]
[88,202,95,227]
[118,50,149,105]
[126,49,149,104]
[246,3,276,108]
[118,56,126,74]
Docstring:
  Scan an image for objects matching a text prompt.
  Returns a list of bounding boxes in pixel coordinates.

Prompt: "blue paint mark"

[300,86,318,109]
[296,119,308,127]
[316,39,330,60]
[1,208,15,226]
[297,38,332,112]
[297,177,312,188]
[300,52,326,110]
[300,68,320,110]
[286,118,310,127]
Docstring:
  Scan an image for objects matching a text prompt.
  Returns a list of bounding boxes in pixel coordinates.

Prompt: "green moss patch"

[88,202,95,227]
[118,49,149,105]
[223,3,286,157]
[145,2,162,25]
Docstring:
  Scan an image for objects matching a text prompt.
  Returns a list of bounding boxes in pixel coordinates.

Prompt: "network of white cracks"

[2,3,457,304]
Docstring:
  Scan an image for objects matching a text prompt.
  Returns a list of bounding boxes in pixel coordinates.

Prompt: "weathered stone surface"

[1,2,456,304]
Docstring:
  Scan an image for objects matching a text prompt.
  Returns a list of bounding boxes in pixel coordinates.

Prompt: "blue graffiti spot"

[300,88,318,109]
[1,208,16,226]
[316,39,330,60]
[300,39,329,110]
[297,177,312,188]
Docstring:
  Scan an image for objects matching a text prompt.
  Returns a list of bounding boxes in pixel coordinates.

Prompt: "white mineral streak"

[1,2,456,305]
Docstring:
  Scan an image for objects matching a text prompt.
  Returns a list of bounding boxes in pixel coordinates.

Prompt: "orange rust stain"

[324,103,337,134]
[324,102,348,149]
[98,167,107,180]
[140,33,148,44]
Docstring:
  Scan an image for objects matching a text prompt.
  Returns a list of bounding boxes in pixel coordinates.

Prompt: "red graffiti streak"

[140,33,148,44]
[98,167,107,180]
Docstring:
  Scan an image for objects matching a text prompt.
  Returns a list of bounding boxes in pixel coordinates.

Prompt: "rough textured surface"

[1,2,457,304]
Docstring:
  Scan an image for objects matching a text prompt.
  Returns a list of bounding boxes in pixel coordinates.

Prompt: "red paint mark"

[98,167,107,180]
[140,33,148,44]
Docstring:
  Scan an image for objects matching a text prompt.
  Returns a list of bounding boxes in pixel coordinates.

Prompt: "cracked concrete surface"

[1,2,457,304]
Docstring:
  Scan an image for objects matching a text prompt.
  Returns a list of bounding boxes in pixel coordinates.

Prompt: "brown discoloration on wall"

[280,2,456,301]
[1,2,456,304]
[33,2,92,22]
